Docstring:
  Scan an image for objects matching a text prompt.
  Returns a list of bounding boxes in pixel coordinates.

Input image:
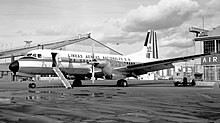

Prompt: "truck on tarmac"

[173,71,196,86]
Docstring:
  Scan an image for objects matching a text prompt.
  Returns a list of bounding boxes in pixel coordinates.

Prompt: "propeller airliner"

[9,30,212,89]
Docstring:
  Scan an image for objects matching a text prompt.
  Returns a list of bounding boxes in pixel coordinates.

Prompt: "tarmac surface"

[0,80,220,123]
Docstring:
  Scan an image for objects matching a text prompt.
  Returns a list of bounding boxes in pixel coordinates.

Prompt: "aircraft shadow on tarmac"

[35,81,172,88]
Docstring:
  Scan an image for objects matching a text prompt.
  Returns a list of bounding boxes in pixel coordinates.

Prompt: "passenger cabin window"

[33,54,36,57]
[38,54,42,58]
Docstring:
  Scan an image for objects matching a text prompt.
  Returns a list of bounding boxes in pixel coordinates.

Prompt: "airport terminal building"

[193,26,220,81]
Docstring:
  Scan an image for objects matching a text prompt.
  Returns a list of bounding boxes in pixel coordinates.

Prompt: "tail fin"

[144,30,158,59]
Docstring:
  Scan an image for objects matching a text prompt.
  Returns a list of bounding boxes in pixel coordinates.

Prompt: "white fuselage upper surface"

[26,49,153,63]
[14,49,156,76]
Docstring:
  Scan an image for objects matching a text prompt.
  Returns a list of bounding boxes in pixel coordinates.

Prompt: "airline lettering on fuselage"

[68,53,131,62]
[86,55,94,59]
[85,55,100,59]
[102,56,130,61]
[69,54,83,58]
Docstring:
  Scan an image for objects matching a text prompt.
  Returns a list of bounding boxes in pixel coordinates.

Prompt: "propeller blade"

[91,39,95,84]
[92,64,95,83]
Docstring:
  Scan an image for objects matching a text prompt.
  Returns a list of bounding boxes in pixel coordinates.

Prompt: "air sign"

[201,54,220,65]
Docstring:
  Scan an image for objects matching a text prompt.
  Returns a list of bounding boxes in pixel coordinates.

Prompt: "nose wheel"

[29,83,36,88]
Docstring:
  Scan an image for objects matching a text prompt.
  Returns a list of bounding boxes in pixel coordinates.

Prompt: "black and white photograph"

[0,0,220,122]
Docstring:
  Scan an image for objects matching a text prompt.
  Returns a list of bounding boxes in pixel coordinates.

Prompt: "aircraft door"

[51,52,58,67]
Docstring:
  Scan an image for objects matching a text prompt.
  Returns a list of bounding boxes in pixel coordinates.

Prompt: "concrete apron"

[196,81,220,89]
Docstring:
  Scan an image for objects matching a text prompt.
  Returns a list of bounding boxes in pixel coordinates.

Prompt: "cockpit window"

[38,54,42,58]
[27,53,32,57]
[26,53,42,58]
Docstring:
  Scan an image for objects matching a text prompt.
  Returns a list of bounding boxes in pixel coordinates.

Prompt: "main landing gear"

[71,79,128,87]
[28,79,128,88]
[117,79,128,87]
[71,79,82,88]
[28,80,83,89]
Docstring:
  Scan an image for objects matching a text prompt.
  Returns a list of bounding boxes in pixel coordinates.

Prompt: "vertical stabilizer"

[125,30,159,61]
[144,30,159,59]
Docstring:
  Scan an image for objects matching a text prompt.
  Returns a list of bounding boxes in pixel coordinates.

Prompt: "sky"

[0,0,219,58]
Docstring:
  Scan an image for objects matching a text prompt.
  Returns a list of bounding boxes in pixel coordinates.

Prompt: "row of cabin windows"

[26,53,136,65]
[41,74,57,77]
[71,59,136,66]
[27,53,42,58]
[26,53,135,65]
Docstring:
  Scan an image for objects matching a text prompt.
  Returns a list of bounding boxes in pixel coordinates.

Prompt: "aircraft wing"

[115,53,213,76]
[0,53,24,59]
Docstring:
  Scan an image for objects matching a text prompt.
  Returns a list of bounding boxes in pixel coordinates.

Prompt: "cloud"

[161,47,187,58]
[120,0,199,32]
[158,26,194,48]
[72,19,139,44]
[154,24,198,58]
[75,0,218,58]
[160,37,194,49]
[191,0,220,30]
[102,31,146,44]
[16,30,32,36]
[193,9,216,19]
[194,0,219,19]
[35,26,67,36]
[208,0,220,11]
[78,0,207,58]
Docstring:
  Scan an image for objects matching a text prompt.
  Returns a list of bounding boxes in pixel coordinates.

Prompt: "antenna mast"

[202,17,205,30]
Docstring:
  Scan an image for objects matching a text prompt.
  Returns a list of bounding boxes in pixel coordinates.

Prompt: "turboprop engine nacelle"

[104,73,125,80]
[94,60,110,68]
[103,65,125,80]
[89,59,126,80]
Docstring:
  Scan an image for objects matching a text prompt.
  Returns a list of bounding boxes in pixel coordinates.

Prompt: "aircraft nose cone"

[9,60,19,74]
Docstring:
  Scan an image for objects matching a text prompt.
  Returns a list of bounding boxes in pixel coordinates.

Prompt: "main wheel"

[121,80,128,87]
[117,79,128,87]
[29,83,36,88]
[117,80,121,86]
[71,79,82,87]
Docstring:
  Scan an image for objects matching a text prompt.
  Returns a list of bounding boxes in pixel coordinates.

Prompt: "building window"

[204,41,215,53]
[216,40,220,53]
[33,54,36,57]
[216,66,220,81]
[204,66,215,81]
[0,72,2,78]
[38,54,42,58]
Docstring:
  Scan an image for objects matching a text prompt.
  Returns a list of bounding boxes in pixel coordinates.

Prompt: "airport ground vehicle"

[173,71,196,86]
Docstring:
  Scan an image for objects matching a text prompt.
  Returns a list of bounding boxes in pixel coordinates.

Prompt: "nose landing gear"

[29,83,36,88]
